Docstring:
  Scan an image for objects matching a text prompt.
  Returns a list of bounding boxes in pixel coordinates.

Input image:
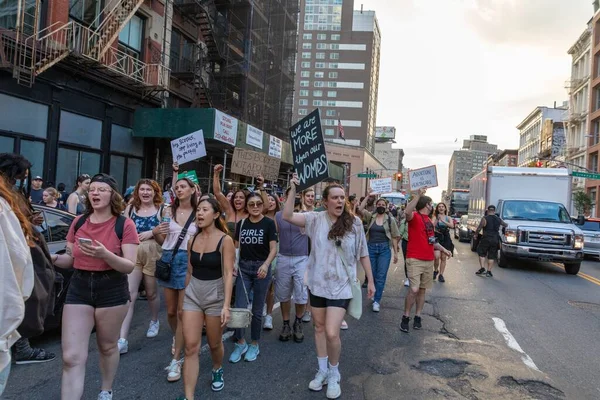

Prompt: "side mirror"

[577,215,585,225]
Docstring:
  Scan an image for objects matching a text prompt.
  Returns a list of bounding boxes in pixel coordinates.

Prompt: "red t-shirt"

[406,211,435,261]
[66,215,139,271]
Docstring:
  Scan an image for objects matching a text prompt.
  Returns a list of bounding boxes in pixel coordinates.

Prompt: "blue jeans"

[235,259,272,342]
[368,242,392,303]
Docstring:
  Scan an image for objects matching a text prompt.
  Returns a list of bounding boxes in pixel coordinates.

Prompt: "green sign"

[572,171,600,180]
[357,173,377,178]
[178,170,199,184]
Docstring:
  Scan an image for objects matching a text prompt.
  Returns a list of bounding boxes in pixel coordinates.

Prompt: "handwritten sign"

[369,177,393,194]
[178,170,199,184]
[408,165,438,191]
[231,148,281,181]
[289,109,329,191]
[269,135,282,159]
[214,110,238,146]
[246,125,264,149]
[170,130,206,164]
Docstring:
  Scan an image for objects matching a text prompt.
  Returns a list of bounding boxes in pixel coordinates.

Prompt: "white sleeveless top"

[162,218,198,251]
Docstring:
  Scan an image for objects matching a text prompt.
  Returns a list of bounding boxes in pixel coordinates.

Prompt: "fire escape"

[0,0,170,91]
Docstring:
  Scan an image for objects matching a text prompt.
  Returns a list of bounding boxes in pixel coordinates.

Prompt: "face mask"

[376,206,386,214]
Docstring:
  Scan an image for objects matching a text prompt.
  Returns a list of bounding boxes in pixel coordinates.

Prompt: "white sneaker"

[97,390,112,400]
[263,303,267,316]
[146,320,160,338]
[117,338,128,355]
[404,278,410,287]
[165,358,183,382]
[302,311,312,323]
[340,320,348,330]
[263,315,273,330]
[372,302,380,312]
[308,369,329,391]
[326,372,341,399]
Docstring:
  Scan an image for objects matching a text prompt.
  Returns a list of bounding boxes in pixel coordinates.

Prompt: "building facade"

[486,149,518,167]
[447,136,498,191]
[374,127,403,191]
[517,105,567,166]
[293,0,381,153]
[587,1,600,216]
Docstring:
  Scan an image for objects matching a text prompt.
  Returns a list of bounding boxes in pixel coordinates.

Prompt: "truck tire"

[564,262,581,275]
[497,249,509,268]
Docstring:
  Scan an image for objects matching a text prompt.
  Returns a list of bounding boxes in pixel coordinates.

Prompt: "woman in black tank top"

[180,198,235,397]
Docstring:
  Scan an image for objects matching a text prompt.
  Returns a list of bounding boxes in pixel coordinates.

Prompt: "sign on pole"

[289,109,329,191]
[170,130,207,165]
[178,170,199,184]
[572,171,600,180]
[369,177,393,194]
[408,165,438,191]
[246,125,264,149]
[230,148,281,181]
[357,173,377,178]
[214,110,238,146]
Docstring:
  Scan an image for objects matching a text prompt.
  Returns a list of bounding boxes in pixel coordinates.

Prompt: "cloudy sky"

[358,0,592,201]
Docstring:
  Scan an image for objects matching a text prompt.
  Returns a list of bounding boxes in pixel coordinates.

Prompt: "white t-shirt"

[303,211,368,300]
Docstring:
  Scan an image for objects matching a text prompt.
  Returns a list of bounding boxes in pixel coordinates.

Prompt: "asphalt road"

[4,242,600,399]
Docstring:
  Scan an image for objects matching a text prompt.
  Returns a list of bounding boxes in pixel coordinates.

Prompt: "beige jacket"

[0,197,34,371]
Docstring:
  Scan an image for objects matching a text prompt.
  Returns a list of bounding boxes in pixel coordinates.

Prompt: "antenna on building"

[361,4,363,13]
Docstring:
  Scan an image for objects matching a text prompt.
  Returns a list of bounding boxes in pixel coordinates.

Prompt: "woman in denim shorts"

[153,163,198,383]
[53,173,139,400]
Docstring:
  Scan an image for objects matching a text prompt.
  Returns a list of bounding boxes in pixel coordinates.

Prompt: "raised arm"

[282,173,307,228]
[358,189,373,213]
[213,164,234,216]
[404,189,425,221]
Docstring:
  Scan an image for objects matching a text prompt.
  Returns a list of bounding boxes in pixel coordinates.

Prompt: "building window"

[170,30,195,72]
[300,80,309,87]
[317,34,326,40]
[299,99,308,106]
[302,43,312,49]
[302,52,311,59]
[313,100,323,106]
[301,62,311,68]
[327,91,337,97]
[325,129,335,136]
[331,34,341,40]
[317,43,327,49]
[331,44,339,50]
[59,111,102,149]
[20,140,45,179]
[327,82,336,87]
[330,53,339,60]
[69,0,101,27]
[315,62,325,68]
[314,71,324,78]
[298,109,308,116]
[329,72,338,78]
[590,188,597,217]
[56,148,101,192]
[329,63,338,69]
[0,93,48,138]
[299,90,309,96]
[301,71,310,78]
[118,15,143,59]
[314,81,324,87]
[326,100,336,106]
[590,152,599,172]
[316,52,325,59]
[303,33,312,40]
[593,120,600,146]
[326,110,336,117]
[111,125,144,157]
[313,90,323,97]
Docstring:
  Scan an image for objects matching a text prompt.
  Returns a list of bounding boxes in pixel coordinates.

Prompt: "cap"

[33,176,43,181]
[124,186,135,198]
[90,173,119,192]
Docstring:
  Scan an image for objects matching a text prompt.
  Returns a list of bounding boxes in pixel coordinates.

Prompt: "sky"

[357,0,592,201]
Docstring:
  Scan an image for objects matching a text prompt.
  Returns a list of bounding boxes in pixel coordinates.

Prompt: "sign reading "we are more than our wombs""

[290,109,329,191]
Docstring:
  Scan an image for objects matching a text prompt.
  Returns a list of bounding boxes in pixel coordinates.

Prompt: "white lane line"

[201,301,281,354]
[492,317,540,372]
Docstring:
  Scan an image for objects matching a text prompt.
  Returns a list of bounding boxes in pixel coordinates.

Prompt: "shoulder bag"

[155,212,195,282]
[227,219,252,328]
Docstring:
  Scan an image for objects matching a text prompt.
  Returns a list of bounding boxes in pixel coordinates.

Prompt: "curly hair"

[0,174,34,246]
[323,184,354,240]
[131,179,163,211]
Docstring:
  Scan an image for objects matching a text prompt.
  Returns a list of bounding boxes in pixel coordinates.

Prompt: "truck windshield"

[501,201,571,223]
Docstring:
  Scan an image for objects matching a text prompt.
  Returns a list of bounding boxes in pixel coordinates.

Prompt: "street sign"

[572,171,600,180]
[358,173,377,178]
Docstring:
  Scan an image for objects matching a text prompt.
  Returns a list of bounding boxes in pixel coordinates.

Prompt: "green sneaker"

[211,367,224,392]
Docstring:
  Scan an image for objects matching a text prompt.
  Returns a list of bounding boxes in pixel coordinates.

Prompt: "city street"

[4,242,600,400]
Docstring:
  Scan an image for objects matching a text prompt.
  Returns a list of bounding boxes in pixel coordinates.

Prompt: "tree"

[573,190,592,216]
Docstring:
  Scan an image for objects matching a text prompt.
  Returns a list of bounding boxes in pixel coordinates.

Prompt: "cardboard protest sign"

[171,130,207,164]
[231,148,281,181]
[408,165,438,191]
[369,177,393,194]
[289,109,329,191]
[178,170,199,185]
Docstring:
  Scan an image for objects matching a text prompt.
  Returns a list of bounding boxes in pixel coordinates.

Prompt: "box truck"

[468,167,584,275]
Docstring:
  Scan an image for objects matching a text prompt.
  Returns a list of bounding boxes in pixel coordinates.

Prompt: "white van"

[380,192,407,207]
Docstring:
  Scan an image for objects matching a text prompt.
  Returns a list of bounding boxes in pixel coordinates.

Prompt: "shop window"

[59,111,102,149]
[0,136,15,153]
[69,0,101,27]
[20,140,45,179]
[127,158,142,188]
[110,155,143,192]
[0,93,48,138]
[111,125,144,157]
[56,147,100,191]
[110,155,126,190]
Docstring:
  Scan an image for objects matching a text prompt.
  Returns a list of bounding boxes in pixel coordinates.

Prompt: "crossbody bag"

[155,212,195,282]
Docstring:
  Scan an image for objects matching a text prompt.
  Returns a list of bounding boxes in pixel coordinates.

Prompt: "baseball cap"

[90,173,119,192]
[33,176,43,181]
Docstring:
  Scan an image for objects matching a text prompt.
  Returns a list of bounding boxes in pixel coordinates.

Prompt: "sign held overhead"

[369,177,393,194]
[170,130,207,165]
[289,109,329,191]
[408,165,438,191]
[231,148,281,182]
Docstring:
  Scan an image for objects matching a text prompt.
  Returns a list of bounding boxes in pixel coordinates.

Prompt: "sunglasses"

[248,201,263,208]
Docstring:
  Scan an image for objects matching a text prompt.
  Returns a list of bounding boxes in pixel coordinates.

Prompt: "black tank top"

[483,215,501,238]
[190,235,225,281]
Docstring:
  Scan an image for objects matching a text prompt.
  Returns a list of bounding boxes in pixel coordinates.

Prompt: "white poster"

[246,125,264,149]
[170,130,207,164]
[269,135,282,159]
[408,165,438,191]
[214,110,238,146]
[369,177,393,194]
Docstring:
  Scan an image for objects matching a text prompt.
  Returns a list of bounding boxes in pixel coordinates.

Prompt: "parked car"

[573,217,600,259]
[32,204,76,331]
[455,215,472,242]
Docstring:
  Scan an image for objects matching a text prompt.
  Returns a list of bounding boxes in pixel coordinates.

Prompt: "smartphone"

[78,238,93,246]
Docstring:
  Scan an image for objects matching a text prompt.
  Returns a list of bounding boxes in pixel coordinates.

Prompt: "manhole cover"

[568,301,600,311]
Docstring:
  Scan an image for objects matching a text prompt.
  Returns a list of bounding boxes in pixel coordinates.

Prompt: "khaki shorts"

[406,258,434,290]
[183,277,225,317]
[135,240,163,276]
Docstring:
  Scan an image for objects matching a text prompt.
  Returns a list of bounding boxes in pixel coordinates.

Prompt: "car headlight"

[574,234,584,250]
[505,229,518,244]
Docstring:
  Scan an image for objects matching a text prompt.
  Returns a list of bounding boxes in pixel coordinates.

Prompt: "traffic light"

[395,172,403,181]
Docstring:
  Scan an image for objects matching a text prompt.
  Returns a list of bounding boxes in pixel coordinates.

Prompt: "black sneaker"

[438,274,445,283]
[486,271,493,278]
[279,323,292,342]
[433,271,439,281]
[400,316,410,333]
[476,268,486,276]
[362,280,368,288]
[293,319,304,343]
[14,348,56,365]
[413,316,422,330]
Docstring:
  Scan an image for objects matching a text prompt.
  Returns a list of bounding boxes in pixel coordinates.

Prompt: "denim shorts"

[157,249,188,290]
[66,269,130,308]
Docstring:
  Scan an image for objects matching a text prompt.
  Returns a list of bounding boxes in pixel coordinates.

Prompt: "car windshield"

[501,201,571,223]
[580,221,600,231]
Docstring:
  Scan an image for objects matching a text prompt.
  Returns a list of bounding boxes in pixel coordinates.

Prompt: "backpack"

[73,214,126,241]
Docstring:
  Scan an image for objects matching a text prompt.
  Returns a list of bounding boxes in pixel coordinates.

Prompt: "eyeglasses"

[248,202,263,208]
[88,187,113,194]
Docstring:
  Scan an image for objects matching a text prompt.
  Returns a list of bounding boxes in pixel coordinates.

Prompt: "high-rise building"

[486,149,518,167]
[447,136,498,191]
[293,0,381,153]
[517,105,567,166]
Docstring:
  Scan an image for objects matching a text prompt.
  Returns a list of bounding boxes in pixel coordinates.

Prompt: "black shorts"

[477,236,499,260]
[66,269,130,308]
[309,290,350,310]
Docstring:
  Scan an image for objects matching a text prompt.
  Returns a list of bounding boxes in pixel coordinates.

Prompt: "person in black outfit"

[474,205,507,277]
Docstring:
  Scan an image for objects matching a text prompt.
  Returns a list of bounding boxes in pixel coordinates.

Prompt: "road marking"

[551,263,600,286]
[492,317,540,372]
[201,301,281,354]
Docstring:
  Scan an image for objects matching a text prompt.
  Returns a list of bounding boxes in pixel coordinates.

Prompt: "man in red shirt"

[401,189,451,333]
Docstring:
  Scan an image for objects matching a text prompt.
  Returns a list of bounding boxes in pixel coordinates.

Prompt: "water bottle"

[162,206,172,224]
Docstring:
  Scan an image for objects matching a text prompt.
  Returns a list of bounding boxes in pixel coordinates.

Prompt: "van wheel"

[497,250,509,268]
[564,262,581,275]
